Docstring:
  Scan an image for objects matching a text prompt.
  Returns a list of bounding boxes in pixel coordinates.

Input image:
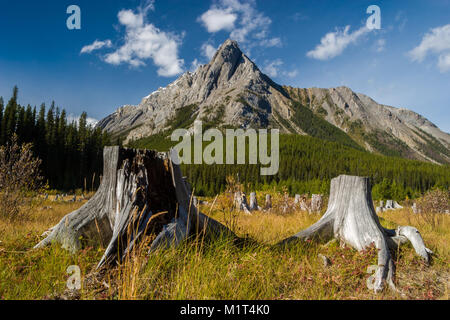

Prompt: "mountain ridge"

[98,39,450,164]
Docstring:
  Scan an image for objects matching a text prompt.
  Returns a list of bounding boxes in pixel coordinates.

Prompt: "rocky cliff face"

[98,39,450,164]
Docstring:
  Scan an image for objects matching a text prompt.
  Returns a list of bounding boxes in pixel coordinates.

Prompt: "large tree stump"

[34,147,238,269]
[278,175,432,293]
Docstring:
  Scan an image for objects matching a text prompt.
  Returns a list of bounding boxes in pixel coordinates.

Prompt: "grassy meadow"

[0,192,448,300]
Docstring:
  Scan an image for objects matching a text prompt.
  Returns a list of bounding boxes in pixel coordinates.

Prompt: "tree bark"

[34,147,238,269]
[278,175,432,293]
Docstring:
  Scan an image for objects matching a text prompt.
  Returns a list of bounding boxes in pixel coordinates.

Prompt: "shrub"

[417,188,450,214]
[0,135,43,220]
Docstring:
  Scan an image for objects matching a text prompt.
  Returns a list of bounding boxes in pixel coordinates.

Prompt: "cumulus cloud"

[81,1,184,77]
[307,25,371,60]
[201,43,218,60]
[262,59,283,77]
[190,58,202,72]
[198,0,281,48]
[199,8,237,32]
[67,114,99,127]
[80,40,112,54]
[262,59,298,79]
[409,24,450,72]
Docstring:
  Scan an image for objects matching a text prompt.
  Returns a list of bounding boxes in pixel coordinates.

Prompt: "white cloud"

[80,40,112,54]
[190,58,202,72]
[376,38,386,52]
[81,2,184,77]
[199,8,237,32]
[201,43,218,60]
[409,24,450,73]
[67,114,98,127]
[438,53,450,73]
[395,11,407,32]
[260,37,282,48]
[307,25,371,60]
[198,0,280,48]
[262,59,282,77]
[284,69,298,78]
[262,59,299,79]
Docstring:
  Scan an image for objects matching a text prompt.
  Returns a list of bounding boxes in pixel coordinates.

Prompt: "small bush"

[417,189,450,214]
[0,135,43,220]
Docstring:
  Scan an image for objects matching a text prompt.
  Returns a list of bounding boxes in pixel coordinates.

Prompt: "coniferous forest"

[1,86,449,199]
[129,131,450,200]
[0,87,110,191]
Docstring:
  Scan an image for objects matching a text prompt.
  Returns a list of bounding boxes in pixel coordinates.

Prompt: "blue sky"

[0,0,449,132]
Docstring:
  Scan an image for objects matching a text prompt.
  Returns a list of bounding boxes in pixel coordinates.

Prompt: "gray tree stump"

[264,194,272,210]
[34,147,238,269]
[385,200,394,210]
[234,191,251,214]
[310,194,323,213]
[294,194,301,206]
[249,192,260,211]
[393,201,403,209]
[278,175,432,293]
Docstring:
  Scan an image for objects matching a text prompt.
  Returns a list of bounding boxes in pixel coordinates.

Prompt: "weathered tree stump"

[310,194,323,213]
[34,147,238,269]
[278,175,432,293]
[385,200,394,209]
[378,200,403,213]
[294,194,301,206]
[264,194,272,210]
[234,191,251,214]
[281,193,293,214]
[249,192,260,211]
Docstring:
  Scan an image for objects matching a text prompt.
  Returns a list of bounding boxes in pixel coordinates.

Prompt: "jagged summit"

[98,39,450,164]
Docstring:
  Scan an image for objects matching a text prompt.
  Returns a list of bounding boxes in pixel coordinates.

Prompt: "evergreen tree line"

[0,86,110,191]
[130,132,450,200]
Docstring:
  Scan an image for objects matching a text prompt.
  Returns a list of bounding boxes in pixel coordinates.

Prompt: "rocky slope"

[98,39,450,164]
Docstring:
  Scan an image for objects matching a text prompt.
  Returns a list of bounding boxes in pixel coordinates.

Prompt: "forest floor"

[0,192,448,300]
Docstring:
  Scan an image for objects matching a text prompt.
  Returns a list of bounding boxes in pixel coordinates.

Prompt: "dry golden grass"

[0,192,448,300]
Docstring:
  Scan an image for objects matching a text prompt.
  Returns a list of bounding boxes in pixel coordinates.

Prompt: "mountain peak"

[98,40,450,164]
[219,39,240,53]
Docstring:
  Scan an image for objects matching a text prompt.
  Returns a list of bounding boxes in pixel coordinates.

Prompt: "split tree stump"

[278,175,432,293]
[34,147,238,269]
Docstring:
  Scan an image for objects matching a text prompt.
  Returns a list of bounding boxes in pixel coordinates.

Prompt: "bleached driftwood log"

[35,147,238,269]
[278,175,432,293]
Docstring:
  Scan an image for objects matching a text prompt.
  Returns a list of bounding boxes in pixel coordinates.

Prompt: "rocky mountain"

[98,39,450,164]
